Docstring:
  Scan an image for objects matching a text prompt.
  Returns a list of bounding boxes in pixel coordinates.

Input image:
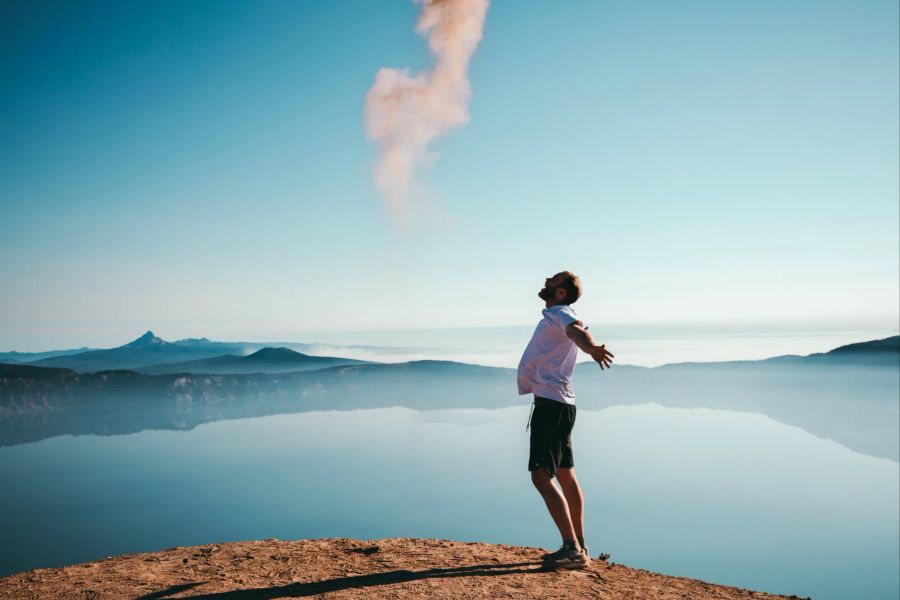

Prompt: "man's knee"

[530,466,554,489]
[556,467,578,486]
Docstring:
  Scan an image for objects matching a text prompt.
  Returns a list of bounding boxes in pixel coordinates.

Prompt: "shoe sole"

[546,557,590,570]
[542,549,589,561]
[552,561,590,570]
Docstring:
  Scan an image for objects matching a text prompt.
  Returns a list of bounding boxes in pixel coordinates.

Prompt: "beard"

[538,286,552,300]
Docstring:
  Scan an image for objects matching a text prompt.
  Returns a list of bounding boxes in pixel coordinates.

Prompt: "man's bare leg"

[556,467,585,547]
[530,467,579,547]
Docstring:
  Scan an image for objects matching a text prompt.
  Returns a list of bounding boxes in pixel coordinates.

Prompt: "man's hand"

[588,344,614,370]
[565,322,615,370]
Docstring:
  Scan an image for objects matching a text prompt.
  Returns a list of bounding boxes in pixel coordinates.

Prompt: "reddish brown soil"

[0,537,809,599]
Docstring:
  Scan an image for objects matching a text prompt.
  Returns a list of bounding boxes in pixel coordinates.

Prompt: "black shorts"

[527,395,576,478]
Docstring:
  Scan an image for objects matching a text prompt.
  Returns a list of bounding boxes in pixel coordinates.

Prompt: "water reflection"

[0,404,896,599]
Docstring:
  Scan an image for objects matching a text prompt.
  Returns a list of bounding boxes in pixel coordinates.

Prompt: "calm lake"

[1,403,897,600]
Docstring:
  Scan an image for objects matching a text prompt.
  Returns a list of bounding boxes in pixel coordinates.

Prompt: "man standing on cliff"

[518,271,614,570]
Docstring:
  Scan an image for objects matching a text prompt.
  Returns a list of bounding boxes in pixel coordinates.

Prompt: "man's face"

[538,272,570,304]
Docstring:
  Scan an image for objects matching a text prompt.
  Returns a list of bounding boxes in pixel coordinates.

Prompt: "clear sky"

[1,0,898,351]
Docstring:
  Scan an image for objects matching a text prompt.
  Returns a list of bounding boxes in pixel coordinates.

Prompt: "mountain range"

[9,331,371,374]
[5,331,899,374]
[134,346,367,375]
[0,334,896,461]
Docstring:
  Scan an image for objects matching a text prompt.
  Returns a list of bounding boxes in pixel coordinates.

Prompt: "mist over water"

[294,322,899,367]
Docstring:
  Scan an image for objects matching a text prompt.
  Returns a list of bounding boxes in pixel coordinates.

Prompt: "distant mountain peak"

[247,347,308,360]
[124,331,167,348]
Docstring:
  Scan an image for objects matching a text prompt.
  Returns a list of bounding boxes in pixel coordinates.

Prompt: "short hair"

[560,272,581,305]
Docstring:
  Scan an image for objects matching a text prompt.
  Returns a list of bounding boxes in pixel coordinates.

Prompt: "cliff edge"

[0,537,809,599]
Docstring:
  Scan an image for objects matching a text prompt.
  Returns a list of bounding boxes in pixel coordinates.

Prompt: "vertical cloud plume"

[364,0,490,221]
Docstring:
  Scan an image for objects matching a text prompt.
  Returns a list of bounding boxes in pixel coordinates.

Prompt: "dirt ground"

[0,537,810,599]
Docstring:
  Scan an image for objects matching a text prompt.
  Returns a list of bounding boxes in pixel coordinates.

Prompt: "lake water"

[1,403,897,599]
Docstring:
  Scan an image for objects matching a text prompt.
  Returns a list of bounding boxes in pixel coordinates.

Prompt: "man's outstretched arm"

[565,322,614,369]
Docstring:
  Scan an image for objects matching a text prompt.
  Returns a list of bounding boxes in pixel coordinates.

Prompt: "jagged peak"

[123,330,167,347]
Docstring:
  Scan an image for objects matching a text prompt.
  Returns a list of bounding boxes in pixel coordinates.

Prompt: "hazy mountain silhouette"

[0,346,94,364]
[19,331,418,373]
[573,339,899,462]
[136,346,368,375]
[26,331,249,372]
[802,336,900,366]
[1,336,897,460]
[645,335,900,369]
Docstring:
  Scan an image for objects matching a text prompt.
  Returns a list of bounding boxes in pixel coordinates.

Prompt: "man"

[517,271,614,570]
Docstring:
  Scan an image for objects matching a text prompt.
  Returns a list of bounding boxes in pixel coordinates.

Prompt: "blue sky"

[1,0,898,350]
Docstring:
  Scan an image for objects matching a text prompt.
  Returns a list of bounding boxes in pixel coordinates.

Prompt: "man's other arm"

[565,322,614,369]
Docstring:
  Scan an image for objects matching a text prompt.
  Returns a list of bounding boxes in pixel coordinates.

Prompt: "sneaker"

[542,543,590,560]
[543,543,590,570]
[541,543,571,561]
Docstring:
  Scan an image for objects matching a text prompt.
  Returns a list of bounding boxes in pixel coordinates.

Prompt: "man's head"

[538,271,581,307]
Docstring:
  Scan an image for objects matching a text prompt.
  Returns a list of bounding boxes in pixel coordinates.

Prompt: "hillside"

[0,347,93,364]
[0,537,806,600]
[135,346,367,375]
[647,335,899,369]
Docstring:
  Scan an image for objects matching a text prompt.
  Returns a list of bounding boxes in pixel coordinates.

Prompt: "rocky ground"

[0,537,810,599]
